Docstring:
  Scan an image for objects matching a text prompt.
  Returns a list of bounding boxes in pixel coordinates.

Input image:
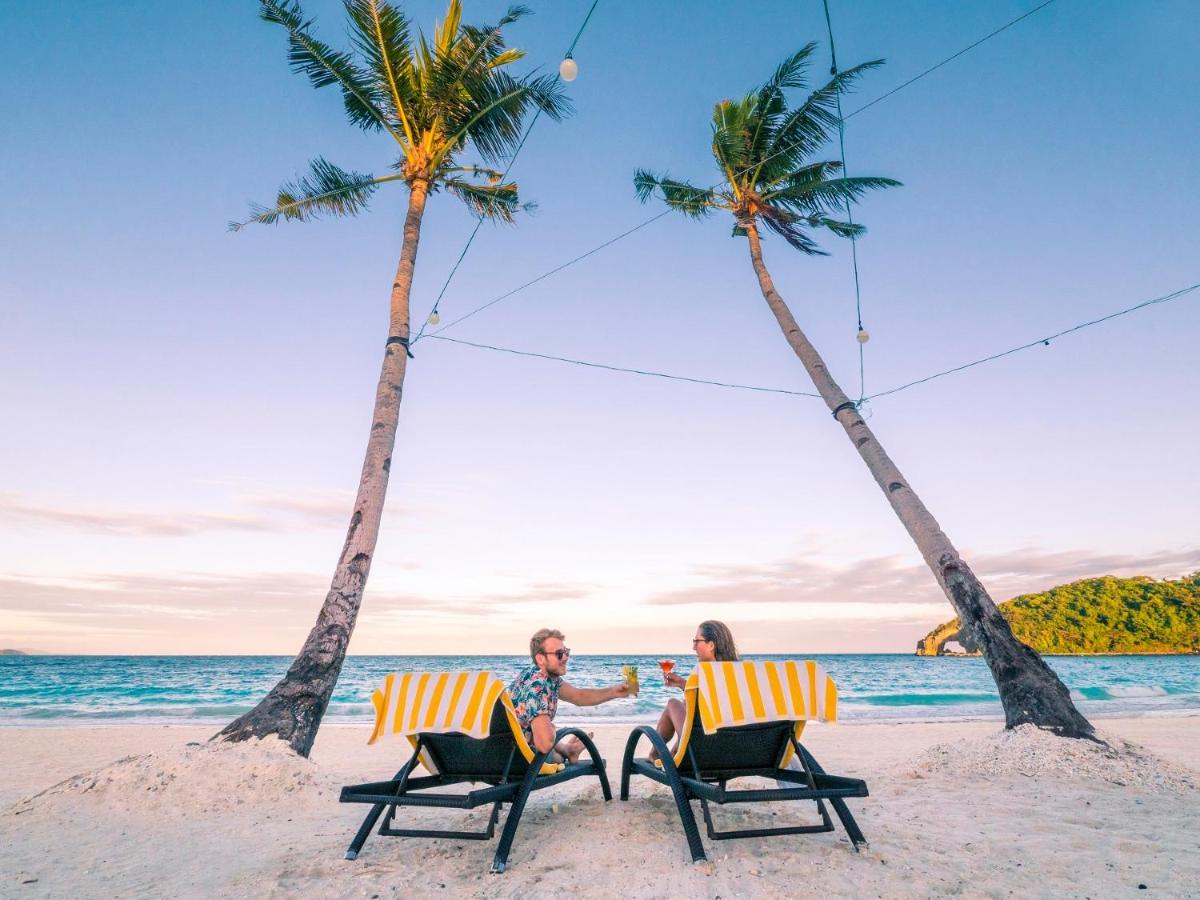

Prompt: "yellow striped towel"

[693,660,838,734]
[367,671,507,745]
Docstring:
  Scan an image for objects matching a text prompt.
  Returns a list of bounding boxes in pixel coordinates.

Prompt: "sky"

[1,0,1197,656]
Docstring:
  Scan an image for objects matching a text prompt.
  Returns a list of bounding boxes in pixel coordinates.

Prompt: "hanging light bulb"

[856,328,870,344]
[559,56,578,82]
[428,310,441,326]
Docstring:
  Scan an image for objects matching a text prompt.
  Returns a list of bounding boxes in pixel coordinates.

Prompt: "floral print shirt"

[508,665,561,745]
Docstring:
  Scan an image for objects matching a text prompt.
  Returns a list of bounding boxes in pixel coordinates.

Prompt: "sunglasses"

[692,637,711,645]
[541,647,571,660]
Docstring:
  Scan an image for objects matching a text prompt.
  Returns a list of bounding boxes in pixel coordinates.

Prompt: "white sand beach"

[3,716,1198,898]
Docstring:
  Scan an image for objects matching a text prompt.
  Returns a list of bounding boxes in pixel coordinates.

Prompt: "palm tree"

[634,45,1094,738]
[216,0,569,757]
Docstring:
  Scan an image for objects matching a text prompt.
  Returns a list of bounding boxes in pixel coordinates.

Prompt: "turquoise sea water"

[1,654,1197,726]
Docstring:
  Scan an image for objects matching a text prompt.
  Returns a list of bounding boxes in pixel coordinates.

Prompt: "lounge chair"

[340,670,611,873]
[620,660,868,862]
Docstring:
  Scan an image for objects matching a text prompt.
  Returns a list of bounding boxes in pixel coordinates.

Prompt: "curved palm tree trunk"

[743,224,1094,739]
[215,180,431,756]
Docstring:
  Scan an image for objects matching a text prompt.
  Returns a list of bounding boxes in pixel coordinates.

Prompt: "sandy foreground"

[2,716,1198,899]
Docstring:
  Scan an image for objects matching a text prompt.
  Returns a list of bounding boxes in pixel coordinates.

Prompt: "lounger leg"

[490,750,549,874]
[668,749,707,864]
[619,726,706,862]
[345,803,386,860]
[670,786,706,862]
[345,752,421,861]
[799,746,868,850]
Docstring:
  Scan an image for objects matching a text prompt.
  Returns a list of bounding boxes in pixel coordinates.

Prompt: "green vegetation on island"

[917,573,1200,655]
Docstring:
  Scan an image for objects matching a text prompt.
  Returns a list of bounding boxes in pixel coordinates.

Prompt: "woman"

[650,620,738,761]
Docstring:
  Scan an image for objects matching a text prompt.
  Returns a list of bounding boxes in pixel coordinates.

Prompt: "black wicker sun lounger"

[620,660,869,863]
[340,671,610,873]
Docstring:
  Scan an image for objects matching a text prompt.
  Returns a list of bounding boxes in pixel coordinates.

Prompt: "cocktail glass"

[658,659,676,684]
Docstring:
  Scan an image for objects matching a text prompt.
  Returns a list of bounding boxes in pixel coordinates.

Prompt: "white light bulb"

[559,57,578,82]
[856,328,870,344]
[428,310,441,326]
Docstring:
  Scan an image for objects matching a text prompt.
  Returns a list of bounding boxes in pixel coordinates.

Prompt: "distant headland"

[917,572,1200,656]
[1,649,28,656]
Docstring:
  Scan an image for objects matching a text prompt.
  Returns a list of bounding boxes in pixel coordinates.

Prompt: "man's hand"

[561,681,636,707]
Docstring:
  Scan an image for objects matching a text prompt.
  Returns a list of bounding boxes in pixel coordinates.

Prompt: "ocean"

[1,654,1197,727]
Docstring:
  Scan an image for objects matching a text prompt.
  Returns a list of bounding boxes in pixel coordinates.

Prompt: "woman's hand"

[665,672,687,689]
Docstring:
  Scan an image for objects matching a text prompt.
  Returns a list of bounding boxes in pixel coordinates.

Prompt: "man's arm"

[530,713,557,754]
[559,681,631,707]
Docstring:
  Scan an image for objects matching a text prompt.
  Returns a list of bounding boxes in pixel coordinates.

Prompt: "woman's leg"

[649,698,685,761]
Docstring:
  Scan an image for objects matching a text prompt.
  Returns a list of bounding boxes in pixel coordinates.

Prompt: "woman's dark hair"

[698,620,738,661]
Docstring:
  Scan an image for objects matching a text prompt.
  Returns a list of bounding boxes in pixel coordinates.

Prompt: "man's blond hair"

[529,627,565,662]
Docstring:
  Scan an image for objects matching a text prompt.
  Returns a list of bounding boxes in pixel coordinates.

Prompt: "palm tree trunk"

[215,179,431,757]
[743,223,1094,739]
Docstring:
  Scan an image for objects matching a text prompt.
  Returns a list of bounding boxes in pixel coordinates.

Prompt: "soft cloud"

[2,546,1194,654]
[0,488,354,537]
[0,570,596,653]
[644,546,1200,608]
[479,581,592,605]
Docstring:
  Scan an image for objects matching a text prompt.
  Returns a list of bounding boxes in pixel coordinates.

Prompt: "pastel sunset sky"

[1,0,1197,655]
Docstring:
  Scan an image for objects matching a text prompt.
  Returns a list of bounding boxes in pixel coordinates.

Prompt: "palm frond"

[487,47,525,69]
[231,159,400,229]
[434,0,463,55]
[498,4,531,26]
[740,43,823,188]
[442,164,505,183]
[745,87,788,180]
[440,71,570,166]
[815,216,866,239]
[757,203,826,254]
[711,97,758,185]
[766,173,901,213]
[443,176,523,222]
[759,59,884,183]
[343,0,415,141]
[763,159,843,192]
[443,8,524,90]
[762,42,818,94]
[633,170,717,218]
[259,0,396,137]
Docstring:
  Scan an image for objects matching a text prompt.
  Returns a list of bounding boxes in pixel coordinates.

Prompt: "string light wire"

[424,0,1059,341]
[426,282,1200,402]
[822,0,868,402]
[424,334,821,397]
[425,210,671,337]
[865,282,1200,400]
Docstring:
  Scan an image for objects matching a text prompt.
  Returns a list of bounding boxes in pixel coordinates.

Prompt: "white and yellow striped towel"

[367,671,508,745]
[693,660,837,734]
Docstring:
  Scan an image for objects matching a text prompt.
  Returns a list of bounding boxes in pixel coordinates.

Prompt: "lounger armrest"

[553,726,605,765]
[620,725,678,800]
[622,724,671,759]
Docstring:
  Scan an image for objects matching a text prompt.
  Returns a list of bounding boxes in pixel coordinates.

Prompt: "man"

[508,628,634,763]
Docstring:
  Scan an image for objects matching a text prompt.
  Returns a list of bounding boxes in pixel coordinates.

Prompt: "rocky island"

[916,572,1200,655]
